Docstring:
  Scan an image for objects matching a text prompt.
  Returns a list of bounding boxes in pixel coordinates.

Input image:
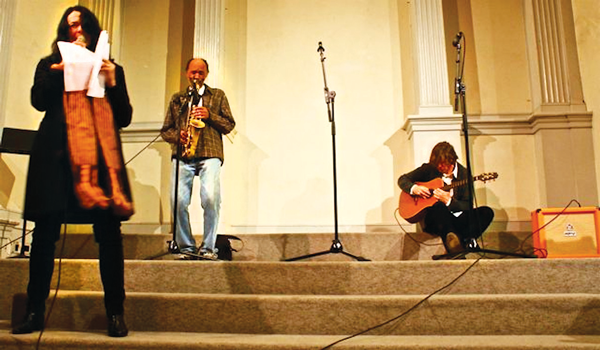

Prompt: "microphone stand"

[285,42,369,262]
[433,33,535,260]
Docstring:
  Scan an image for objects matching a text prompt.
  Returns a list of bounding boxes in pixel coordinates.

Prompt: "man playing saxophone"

[160,58,235,260]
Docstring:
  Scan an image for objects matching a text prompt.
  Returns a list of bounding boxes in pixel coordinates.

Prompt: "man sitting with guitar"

[397,141,495,256]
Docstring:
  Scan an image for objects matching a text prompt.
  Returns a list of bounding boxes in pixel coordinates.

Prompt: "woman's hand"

[50,62,65,71]
[100,59,116,87]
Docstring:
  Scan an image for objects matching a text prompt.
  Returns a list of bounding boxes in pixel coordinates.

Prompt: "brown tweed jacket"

[161,85,235,163]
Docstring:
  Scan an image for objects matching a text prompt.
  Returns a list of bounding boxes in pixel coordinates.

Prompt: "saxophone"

[182,79,205,159]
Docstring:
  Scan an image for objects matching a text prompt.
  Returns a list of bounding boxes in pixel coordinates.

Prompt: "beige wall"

[224,0,403,232]
[572,0,600,204]
[469,0,533,115]
[0,0,77,213]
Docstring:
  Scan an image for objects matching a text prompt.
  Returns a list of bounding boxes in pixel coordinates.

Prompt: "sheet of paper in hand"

[57,30,110,97]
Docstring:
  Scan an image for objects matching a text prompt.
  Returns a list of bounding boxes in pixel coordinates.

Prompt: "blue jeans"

[171,157,222,254]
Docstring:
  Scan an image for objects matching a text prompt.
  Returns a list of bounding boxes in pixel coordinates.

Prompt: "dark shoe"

[107,314,128,337]
[11,312,44,334]
[444,232,464,254]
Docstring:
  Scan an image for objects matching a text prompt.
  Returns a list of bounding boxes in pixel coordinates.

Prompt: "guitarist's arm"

[398,163,437,196]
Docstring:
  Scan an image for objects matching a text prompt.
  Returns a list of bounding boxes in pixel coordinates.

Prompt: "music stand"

[285,42,369,262]
[0,127,37,257]
[432,34,535,260]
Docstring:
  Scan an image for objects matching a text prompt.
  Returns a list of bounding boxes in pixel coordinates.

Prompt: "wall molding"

[402,111,593,138]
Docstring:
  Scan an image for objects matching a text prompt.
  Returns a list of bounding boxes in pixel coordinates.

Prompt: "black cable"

[66,234,94,259]
[459,39,466,84]
[320,257,483,350]
[124,133,161,166]
[0,227,33,252]
[393,208,442,246]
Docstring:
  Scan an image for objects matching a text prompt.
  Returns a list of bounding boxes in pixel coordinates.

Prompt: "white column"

[79,0,123,61]
[404,0,462,164]
[412,0,453,116]
[82,0,116,35]
[194,0,224,88]
[525,0,595,207]
[534,0,569,105]
[528,0,586,112]
[0,0,17,129]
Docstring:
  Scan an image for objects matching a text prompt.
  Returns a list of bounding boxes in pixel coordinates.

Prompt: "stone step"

[48,231,533,261]
[3,258,599,295]
[10,291,600,336]
[3,258,600,321]
[3,323,600,350]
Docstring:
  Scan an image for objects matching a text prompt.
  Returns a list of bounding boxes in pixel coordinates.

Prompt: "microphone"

[452,32,463,47]
[76,35,87,45]
[190,79,202,105]
[317,41,325,53]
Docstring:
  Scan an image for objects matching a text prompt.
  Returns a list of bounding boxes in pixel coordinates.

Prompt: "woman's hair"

[51,6,102,55]
[429,141,458,167]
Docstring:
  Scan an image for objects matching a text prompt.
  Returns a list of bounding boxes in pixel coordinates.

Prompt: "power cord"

[0,227,33,252]
[393,208,442,247]
[320,257,483,349]
[124,133,161,166]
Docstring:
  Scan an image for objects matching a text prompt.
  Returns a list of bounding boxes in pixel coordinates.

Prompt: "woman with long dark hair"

[12,5,133,337]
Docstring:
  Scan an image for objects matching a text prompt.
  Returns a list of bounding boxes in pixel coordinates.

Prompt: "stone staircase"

[1,232,600,349]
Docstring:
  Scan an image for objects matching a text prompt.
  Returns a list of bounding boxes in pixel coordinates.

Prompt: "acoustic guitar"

[398,172,498,223]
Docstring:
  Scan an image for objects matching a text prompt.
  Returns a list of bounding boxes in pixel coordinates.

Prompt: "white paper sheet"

[57,30,110,97]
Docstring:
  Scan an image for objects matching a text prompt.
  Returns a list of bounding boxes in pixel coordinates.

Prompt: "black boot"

[107,314,128,337]
[11,312,44,334]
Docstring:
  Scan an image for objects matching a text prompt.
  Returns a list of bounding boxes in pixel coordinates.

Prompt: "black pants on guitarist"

[422,202,494,245]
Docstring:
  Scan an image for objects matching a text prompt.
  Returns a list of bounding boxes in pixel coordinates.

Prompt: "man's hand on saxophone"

[192,106,209,120]
[189,106,207,129]
[179,130,189,145]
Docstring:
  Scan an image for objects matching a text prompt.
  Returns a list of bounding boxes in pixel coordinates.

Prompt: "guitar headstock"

[475,172,498,183]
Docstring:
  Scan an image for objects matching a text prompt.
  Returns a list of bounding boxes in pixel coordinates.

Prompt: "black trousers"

[26,210,125,316]
[422,202,494,242]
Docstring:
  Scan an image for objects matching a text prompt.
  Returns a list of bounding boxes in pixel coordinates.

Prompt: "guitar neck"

[441,178,470,191]
[439,173,497,192]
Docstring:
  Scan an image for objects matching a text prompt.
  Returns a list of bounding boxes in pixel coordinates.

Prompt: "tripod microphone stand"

[285,42,369,262]
[433,33,535,260]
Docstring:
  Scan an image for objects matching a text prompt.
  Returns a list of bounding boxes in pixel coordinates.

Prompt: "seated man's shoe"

[107,314,128,337]
[444,232,464,254]
[11,312,44,334]
[466,238,480,249]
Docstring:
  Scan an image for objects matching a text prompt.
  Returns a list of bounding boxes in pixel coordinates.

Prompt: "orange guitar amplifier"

[531,207,600,258]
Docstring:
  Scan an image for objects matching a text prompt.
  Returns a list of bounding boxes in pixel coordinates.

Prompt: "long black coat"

[24,54,133,223]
